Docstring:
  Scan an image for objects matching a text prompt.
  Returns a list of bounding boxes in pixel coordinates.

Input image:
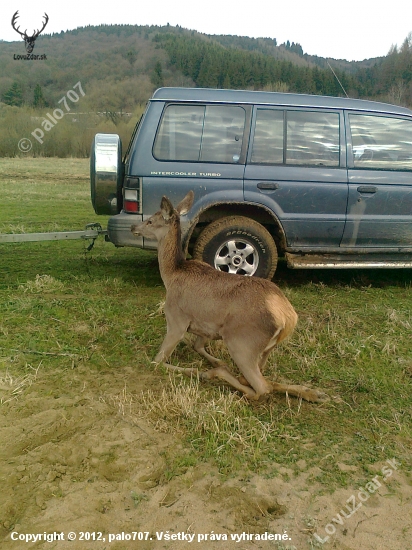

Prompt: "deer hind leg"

[259,334,328,403]
[226,332,328,403]
[164,363,259,399]
[222,339,273,400]
[237,348,273,388]
[258,340,328,403]
[270,382,328,403]
[235,327,282,388]
[161,334,256,396]
[235,363,327,403]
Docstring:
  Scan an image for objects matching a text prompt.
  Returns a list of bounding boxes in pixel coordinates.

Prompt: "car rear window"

[153,104,246,163]
[349,114,412,170]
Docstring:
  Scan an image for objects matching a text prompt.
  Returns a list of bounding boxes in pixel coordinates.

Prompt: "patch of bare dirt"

[1,364,411,549]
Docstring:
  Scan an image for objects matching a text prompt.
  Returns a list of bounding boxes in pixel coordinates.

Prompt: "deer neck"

[157,217,185,285]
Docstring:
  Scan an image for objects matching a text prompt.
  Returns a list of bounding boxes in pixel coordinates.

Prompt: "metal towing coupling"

[0,223,108,251]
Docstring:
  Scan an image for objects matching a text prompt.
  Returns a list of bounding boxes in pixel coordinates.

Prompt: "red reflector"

[125,201,138,213]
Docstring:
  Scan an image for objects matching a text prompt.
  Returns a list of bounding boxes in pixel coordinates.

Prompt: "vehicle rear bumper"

[108,212,147,248]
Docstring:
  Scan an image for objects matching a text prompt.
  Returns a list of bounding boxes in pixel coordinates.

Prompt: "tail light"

[123,176,141,213]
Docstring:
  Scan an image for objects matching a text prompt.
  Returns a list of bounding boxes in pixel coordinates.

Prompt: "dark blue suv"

[91,87,412,278]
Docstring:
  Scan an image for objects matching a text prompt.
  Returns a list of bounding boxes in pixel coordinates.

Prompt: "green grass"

[1,158,411,488]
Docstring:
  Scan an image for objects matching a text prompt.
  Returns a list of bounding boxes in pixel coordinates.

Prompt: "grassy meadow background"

[0,157,411,485]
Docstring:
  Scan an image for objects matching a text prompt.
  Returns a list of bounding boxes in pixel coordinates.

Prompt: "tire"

[193,216,278,279]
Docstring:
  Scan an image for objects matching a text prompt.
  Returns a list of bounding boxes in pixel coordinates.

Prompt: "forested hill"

[154,33,357,96]
[1,23,412,111]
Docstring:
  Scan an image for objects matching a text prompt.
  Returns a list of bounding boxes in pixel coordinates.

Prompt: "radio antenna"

[327,60,349,98]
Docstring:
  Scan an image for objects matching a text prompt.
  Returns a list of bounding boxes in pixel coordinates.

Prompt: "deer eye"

[146,220,152,225]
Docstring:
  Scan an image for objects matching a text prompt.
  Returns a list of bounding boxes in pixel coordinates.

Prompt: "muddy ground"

[1,359,411,550]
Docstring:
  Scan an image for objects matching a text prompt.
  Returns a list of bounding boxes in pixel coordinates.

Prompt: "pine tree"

[151,61,164,87]
[3,82,23,106]
[33,84,46,108]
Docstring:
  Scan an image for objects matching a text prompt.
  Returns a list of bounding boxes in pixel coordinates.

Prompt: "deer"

[131,191,327,403]
[11,11,49,54]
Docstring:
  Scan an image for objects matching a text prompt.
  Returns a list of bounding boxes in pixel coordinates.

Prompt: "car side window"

[286,111,340,166]
[153,104,246,163]
[251,109,284,164]
[251,109,340,166]
[349,114,412,170]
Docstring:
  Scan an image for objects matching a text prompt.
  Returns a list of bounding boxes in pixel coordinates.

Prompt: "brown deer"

[131,191,326,402]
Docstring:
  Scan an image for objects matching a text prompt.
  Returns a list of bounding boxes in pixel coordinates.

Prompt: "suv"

[90,87,412,279]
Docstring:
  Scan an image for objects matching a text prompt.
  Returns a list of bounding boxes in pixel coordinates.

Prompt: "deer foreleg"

[154,325,187,364]
[192,335,226,368]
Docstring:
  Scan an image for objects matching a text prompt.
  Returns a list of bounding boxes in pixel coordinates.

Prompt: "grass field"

[0,158,411,549]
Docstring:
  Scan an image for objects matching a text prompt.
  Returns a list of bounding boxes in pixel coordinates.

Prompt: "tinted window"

[251,110,283,164]
[287,111,340,166]
[154,104,245,163]
[251,109,340,166]
[349,114,412,170]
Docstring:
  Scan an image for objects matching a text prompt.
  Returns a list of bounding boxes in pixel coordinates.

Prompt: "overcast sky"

[1,0,411,61]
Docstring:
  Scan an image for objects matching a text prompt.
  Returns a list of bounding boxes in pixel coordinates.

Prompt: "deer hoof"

[305,389,329,403]
[256,392,272,403]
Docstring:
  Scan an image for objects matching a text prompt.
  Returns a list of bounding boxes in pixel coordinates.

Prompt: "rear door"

[244,107,348,248]
[341,113,412,248]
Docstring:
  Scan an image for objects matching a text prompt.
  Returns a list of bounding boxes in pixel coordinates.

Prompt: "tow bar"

[0,223,108,251]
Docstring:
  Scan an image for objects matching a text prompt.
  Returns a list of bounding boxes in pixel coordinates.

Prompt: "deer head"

[11,11,49,54]
[131,191,194,242]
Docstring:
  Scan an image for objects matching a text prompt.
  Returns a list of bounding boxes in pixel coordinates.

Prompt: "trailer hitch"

[0,224,108,245]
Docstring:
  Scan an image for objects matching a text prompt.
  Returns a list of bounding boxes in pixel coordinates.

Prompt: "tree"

[126,50,137,65]
[222,73,231,89]
[2,82,23,106]
[33,84,47,108]
[151,61,164,87]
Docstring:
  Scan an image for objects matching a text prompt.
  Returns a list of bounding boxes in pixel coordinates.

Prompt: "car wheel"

[193,216,278,279]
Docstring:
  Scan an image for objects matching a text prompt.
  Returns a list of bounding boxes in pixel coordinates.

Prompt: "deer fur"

[131,191,326,402]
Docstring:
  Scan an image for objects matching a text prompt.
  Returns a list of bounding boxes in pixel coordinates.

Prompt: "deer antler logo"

[11,11,49,54]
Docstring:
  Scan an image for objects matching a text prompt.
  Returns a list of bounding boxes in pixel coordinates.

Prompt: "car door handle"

[257,182,279,190]
[357,185,377,194]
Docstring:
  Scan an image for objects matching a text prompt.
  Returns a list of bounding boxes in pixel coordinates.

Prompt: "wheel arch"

[184,202,287,255]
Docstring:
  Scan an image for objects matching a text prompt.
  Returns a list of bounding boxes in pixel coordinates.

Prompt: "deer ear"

[176,190,194,216]
[160,196,174,220]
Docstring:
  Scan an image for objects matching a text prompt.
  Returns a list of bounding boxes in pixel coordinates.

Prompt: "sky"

[1,0,411,62]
